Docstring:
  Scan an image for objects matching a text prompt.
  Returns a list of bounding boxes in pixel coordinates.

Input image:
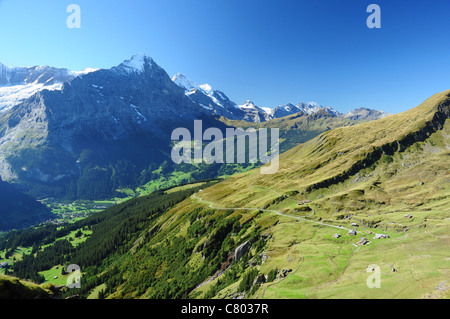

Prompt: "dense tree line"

[2,177,272,299]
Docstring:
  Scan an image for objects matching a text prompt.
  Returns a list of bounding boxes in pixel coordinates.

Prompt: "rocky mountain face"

[237,100,271,122]
[0,54,219,199]
[172,73,246,120]
[0,63,73,87]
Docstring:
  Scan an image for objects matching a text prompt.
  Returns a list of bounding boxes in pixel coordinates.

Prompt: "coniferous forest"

[0,179,271,299]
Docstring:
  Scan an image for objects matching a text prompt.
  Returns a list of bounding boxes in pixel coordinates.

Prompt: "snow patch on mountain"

[0,82,63,113]
[172,73,197,92]
[0,62,101,113]
[130,104,148,122]
[199,83,213,93]
[172,73,215,97]
[261,107,274,116]
[71,68,100,76]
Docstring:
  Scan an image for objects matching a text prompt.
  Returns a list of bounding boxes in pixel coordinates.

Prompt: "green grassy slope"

[188,90,450,299]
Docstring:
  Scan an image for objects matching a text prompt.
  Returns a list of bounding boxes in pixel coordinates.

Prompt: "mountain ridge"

[0,62,97,114]
[171,73,391,122]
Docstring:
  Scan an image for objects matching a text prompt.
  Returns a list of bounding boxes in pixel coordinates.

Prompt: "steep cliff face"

[0,55,217,199]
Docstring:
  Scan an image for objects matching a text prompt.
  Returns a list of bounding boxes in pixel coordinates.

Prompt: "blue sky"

[0,0,449,114]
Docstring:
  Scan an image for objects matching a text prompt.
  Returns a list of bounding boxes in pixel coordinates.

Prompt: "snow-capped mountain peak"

[115,53,153,74]
[172,73,198,92]
[344,107,392,120]
[298,102,332,115]
[239,100,258,109]
[172,73,234,110]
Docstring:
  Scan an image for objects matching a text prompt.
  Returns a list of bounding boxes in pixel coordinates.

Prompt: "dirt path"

[192,193,352,232]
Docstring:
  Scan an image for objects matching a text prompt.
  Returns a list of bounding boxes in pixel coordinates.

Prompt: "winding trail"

[192,193,352,232]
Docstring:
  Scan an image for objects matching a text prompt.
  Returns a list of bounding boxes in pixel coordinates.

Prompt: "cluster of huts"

[332,223,390,243]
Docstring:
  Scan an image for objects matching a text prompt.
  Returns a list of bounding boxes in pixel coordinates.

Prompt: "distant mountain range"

[172,73,391,122]
[0,53,391,208]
